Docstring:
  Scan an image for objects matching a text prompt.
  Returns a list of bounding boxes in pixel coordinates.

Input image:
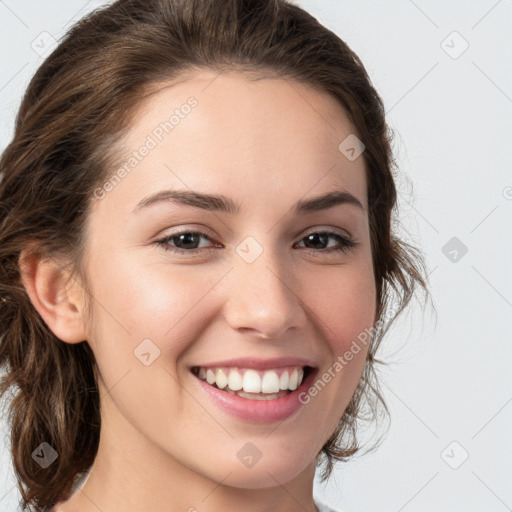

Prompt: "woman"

[0,1,428,510]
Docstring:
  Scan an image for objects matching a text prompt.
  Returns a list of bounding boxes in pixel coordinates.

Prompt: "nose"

[221,245,307,340]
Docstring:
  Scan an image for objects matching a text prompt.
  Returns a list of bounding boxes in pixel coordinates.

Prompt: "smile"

[190,361,317,423]
[192,365,308,400]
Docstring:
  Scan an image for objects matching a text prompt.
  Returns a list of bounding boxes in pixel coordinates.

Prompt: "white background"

[0,1,511,511]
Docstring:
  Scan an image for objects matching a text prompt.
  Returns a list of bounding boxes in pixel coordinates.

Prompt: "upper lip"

[191,356,318,371]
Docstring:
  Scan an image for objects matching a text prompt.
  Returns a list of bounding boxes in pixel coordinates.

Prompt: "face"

[80,69,376,490]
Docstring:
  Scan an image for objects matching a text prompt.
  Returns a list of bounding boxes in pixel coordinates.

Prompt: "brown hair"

[0,0,429,509]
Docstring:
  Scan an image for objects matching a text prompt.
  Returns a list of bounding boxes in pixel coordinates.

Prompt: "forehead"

[131,68,360,152]
[99,69,368,215]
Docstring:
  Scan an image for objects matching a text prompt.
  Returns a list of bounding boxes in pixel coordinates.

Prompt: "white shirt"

[314,498,342,512]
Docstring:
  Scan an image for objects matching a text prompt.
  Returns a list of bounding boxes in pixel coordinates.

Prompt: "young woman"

[0,1,428,511]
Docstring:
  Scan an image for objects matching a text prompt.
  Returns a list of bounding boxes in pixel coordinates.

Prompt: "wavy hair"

[0,0,429,509]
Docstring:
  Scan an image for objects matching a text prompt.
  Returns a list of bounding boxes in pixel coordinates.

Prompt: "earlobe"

[18,248,88,344]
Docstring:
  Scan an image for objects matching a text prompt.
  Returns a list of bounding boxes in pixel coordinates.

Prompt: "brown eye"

[295,231,357,254]
[155,230,217,254]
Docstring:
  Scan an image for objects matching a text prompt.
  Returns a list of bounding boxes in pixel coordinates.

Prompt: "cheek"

[302,261,376,351]
[81,254,225,432]
[300,261,376,403]
[84,249,231,367]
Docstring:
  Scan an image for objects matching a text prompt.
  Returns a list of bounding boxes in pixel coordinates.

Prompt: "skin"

[21,69,377,512]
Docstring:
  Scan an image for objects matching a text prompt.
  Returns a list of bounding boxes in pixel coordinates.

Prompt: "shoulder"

[315,498,344,512]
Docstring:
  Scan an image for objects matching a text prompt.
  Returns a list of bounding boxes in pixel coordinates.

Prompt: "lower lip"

[192,368,317,423]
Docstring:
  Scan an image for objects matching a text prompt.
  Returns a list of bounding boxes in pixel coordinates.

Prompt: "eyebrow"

[132,189,365,215]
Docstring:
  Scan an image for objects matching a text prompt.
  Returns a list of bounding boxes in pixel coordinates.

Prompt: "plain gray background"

[0,1,511,511]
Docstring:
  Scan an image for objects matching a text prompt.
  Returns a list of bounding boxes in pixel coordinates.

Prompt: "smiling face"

[77,68,376,499]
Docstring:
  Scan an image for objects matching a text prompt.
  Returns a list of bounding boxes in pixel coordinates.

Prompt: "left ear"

[18,247,88,344]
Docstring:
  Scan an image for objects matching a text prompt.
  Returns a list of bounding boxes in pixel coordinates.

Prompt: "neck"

[57,392,320,512]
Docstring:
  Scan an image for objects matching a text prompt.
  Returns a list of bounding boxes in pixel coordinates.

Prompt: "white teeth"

[261,371,280,394]
[289,368,299,390]
[196,366,307,395]
[279,371,289,390]
[206,369,215,385]
[243,369,261,393]
[227,369,243,391]
[215,368,228,390]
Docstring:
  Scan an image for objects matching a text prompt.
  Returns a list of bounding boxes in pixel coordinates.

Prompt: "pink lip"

[191,365,318,423]
[191,356,317,371]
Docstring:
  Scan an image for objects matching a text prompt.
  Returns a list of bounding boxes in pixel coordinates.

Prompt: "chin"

[207,453,314,489]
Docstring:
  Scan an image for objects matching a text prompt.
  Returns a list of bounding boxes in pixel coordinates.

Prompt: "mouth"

[191,365,314,401]
[189,356,319,423]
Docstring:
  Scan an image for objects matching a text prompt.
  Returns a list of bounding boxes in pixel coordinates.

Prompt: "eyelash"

[154,229,358,256]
